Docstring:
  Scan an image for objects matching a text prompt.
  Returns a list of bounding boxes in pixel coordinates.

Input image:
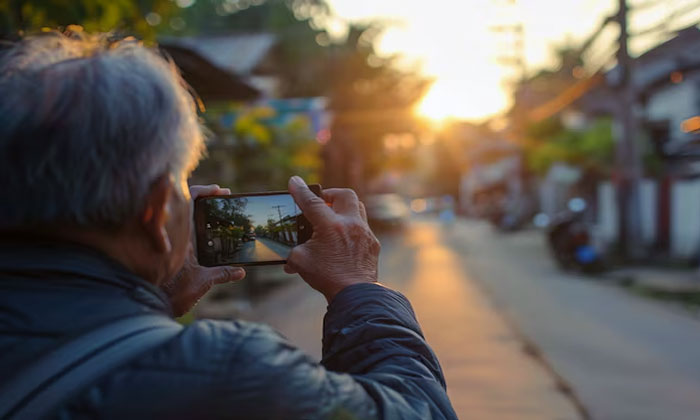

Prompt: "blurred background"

[4,0,700,418]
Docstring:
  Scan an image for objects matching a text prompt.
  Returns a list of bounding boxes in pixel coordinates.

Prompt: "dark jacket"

[0,242,457,419]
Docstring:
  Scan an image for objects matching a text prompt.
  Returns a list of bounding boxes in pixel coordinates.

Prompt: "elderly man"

[0,31,456,419]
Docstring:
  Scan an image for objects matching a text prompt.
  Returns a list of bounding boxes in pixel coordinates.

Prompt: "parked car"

[243,232,256,242]
[365,194,410,230]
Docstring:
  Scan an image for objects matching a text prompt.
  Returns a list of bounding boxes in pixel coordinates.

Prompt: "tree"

[187,1,429,191]
[322,25,431,190]
[0,0,180,40]
[512,44,615,177]
[525,116,615,176]
[207,197,252,236]
[1,0,430,193]
[167,0,332,97]
[196,102,322,190]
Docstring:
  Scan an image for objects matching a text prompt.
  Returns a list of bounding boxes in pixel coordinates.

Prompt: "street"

[8,2,700,419]
[249,218,580,419]
[452,220,700,420]
[248,217,700,419]
[228,238,291,263]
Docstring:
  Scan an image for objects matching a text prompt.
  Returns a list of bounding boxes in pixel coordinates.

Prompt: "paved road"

[449,219,700,420]
[228,238,291,263]
[220,217,700,418]
[250,218,580,419]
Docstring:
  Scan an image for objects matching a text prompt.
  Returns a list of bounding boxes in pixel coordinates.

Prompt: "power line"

[577,14,616,58]
[530,0,699,116]
[629,0,666,12]
[271,205,286,223]
[630,1,700,37]
[490,0,526,83]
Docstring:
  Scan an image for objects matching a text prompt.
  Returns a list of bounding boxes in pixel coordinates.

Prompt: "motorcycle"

[540,198,605,273]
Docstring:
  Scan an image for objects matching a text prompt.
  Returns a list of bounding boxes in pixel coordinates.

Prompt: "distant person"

[439,195,456,226]
[0,30,456,419]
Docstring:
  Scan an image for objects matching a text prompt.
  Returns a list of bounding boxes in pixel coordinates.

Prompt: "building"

[586,26,700,260]
[160,33,277,101]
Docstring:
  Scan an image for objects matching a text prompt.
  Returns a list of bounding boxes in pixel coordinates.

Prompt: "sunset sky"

[324,0,700,122]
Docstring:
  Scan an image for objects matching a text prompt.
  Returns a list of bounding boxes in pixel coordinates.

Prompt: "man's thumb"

[209,266,246,285]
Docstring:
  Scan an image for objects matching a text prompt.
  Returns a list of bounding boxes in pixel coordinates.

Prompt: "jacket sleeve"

[322,283,456,419]
[218,283,456,420]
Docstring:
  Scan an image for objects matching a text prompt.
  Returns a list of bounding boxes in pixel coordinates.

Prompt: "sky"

[323,0,700,122]
[240,195,300,226]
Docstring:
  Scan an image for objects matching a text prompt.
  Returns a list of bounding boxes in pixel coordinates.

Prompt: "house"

[632,26,700,163]
[160,33,278,102]
[160,34,330,190]
[585,26,700,260]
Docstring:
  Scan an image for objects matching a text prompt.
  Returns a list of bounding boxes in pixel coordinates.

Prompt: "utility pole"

[271,205,285,223]
[491,0,527,141]
[614,0,643,259]
[491,0,526,85]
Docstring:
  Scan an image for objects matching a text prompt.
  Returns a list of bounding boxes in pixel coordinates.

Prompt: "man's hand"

[161,184,246,316]
[284,176,380,303]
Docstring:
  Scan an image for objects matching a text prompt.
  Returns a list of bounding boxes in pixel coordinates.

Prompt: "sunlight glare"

[417,79,508,123]
[327,0,620,123]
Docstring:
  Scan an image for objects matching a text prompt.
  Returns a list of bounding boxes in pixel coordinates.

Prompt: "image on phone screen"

[197,194,303,266]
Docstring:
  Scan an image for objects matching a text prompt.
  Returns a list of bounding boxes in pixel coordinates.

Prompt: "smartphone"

[194,185,322,267]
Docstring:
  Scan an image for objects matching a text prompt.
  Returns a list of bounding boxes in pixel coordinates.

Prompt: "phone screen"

[195,193,306,266]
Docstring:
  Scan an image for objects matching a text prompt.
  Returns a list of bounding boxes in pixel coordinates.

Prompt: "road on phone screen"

[230,238,291,263]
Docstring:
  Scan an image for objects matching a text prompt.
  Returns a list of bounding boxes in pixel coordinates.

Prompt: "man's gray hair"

[0,30,205,230]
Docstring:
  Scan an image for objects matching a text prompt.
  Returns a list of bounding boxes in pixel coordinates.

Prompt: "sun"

[417,82,463,122]
[417,79,508,123]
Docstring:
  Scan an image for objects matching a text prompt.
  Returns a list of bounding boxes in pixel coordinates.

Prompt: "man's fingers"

[322,188,361,216]
[288,176,335,227]
[188,185,230,250]
[190,184,231,200]
[284,246,307,275]
[359,201,368,222]
[207,266,246,285]
[190,184,220,199]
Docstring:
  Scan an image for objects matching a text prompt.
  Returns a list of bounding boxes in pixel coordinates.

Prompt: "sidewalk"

[603,266,700,317]
[604,266,700,292]
[243,222,581,420]
[452,221,700,419]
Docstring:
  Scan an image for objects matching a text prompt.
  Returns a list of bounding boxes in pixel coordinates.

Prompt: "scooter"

[542,198,605,273]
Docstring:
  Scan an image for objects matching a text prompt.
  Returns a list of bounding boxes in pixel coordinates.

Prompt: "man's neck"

[2,226,163,286]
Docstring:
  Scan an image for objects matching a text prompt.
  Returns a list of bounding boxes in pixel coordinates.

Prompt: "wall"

[596,181,618,244]
[639,180,657,245]
[597,179,700,260]
[645,73,700,152]
[671,179,700,259]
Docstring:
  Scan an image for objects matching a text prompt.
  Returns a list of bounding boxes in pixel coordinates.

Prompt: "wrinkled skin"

[284,176,381,303]
[161,184,246,316]
[162,178,381,314]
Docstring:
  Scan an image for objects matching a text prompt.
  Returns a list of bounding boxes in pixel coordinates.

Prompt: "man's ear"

[141,175,174,254]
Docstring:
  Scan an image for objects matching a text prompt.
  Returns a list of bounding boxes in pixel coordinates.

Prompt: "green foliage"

[526,117,615,176]
[207,197,252,236]
[525,117,564,141]
[1,0,427,189]
[165,0,427,188]
[165,0,331,97]
[0,0,179,40]
[325,25,430,183]
[198,103,321,190]
[176,311,195,325]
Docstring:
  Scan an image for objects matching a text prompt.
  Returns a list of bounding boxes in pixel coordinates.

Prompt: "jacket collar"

[0,239,173,315]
